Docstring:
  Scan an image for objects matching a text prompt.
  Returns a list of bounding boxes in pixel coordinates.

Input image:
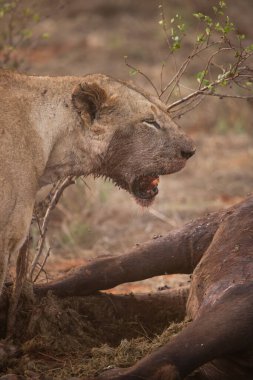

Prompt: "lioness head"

[72,74,195,206]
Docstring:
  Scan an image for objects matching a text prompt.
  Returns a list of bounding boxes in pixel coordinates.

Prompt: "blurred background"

[2,0,253,291]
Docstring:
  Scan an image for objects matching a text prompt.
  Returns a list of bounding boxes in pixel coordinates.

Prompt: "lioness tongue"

[149,177,159,189]
[139,176,159,195]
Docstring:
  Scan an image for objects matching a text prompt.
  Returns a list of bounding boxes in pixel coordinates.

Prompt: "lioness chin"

[0,69,195,295]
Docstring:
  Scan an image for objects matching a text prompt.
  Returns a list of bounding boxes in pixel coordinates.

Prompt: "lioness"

[0,69,195,295]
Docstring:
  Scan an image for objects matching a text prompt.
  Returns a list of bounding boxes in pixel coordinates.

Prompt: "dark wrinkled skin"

[96,196,253,380]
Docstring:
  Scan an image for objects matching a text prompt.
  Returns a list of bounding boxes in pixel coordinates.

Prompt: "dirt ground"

[1,0,253,378]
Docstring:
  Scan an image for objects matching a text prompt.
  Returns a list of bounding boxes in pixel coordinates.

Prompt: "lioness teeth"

[139,176,159,192]
[140,176,158,185]
[149,186,158,196]
[132,175,160,202]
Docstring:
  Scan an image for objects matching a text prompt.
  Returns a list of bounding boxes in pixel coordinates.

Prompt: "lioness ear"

[72,82,107,123]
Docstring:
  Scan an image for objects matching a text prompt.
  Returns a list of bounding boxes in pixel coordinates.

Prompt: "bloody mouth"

[132,175,160,205]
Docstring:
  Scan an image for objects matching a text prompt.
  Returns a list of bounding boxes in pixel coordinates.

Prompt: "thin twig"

[166,72,253,114]
[124,57,160,97]
[198,92,253,100]
[160,42,219,100]
[149,208,177,227]
[198,47,233,89]
[38,352,65,363]
[159,1,173,51]
[171,95,205,119]
[33,247,51,283]
[167,73,240,111]
[29,176,75,282]
[160,61,165,93]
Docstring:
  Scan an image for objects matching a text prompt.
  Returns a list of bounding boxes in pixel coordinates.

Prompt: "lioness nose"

[181,147,196,159]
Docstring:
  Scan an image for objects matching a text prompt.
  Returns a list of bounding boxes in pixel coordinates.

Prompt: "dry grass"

[3,291,187,378]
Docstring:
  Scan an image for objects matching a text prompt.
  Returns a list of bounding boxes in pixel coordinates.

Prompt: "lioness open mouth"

[99,160,187,207]
[131,175,160,206]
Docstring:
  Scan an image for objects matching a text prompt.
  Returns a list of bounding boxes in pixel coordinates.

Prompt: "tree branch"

[29,176,75,282]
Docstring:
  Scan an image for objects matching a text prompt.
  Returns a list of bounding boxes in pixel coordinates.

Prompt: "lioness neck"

[27,75,92,187]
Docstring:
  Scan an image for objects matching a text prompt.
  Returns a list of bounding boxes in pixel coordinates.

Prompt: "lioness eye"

[143,120,161,130]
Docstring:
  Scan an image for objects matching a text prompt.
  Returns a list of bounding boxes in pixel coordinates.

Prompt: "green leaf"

[177,23,185,32]
[33,13,40,22]
[196,33,206,43]
[205,27,211,36]
[193,12,213,27]
[196,70,207,84]
[193,12,205,20]
[129,68,138,76]
[23,7,32,17]
[223,17,235,34]
[42,32,50,40]
[172,35,180,42]
[22,29,33,38]
[237,34,245,41]
[220,79,228,86]
[219,1,226,9]
[204,15,213,26]
[171,41,181,52]
[202,79,210,86]
[246,44,253,52]
[215,22,221,31]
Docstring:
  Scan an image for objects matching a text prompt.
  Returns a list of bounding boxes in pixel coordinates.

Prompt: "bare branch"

[167,72,241,112]
[124,57,160,97]
[170,95,205,119]
[199,92,253,100]
[29,176,75,282]
[159,42,219,101]
[167,86,210,111]
[33,247,51,283]
[197,47,233,89]
[167,62,253,115]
